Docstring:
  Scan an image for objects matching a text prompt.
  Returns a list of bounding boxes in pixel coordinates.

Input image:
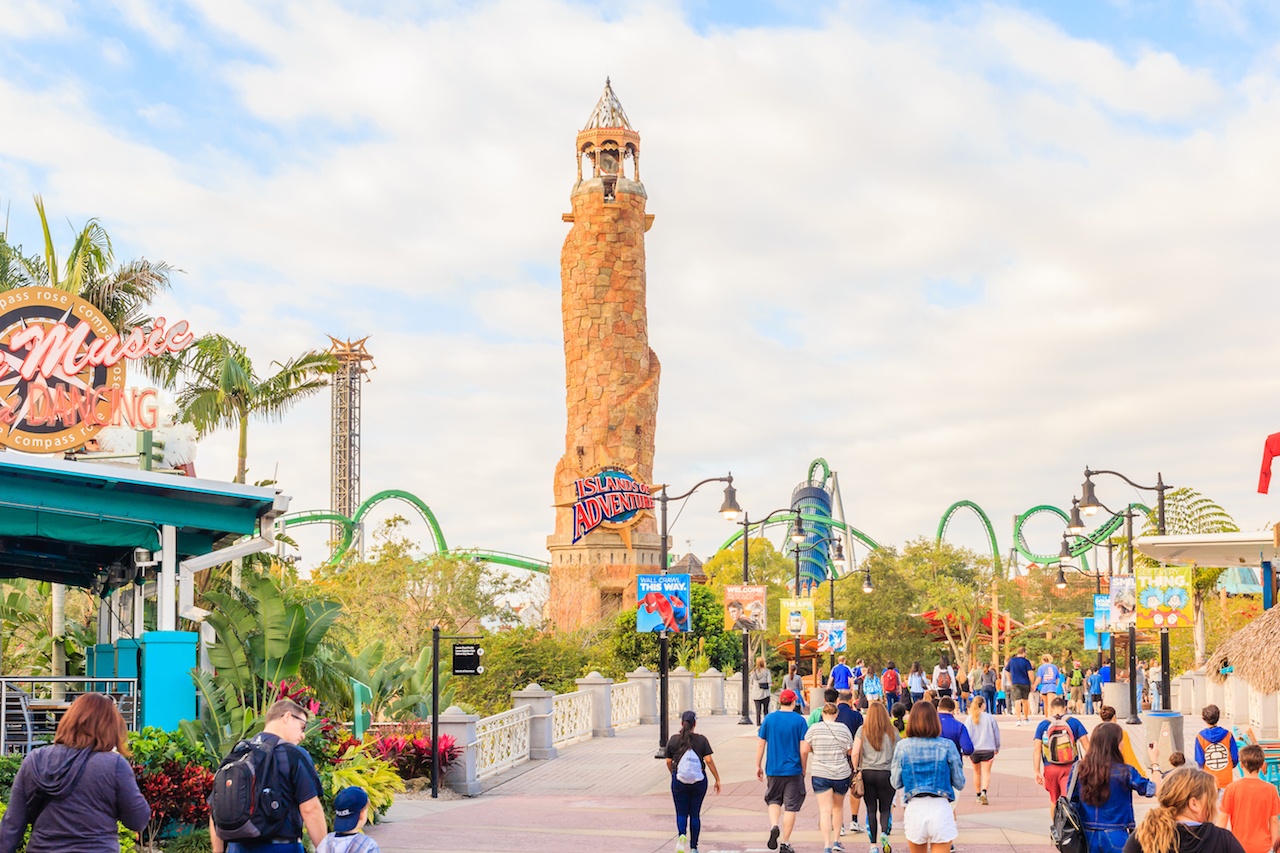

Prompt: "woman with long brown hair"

[1124,767,1243,853]
[889,700,965,853]
[0,692,150,852]
[1073,722,1161,853]
[854,701,898,853]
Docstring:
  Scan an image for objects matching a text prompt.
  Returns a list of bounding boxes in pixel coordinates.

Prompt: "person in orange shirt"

[1098,706,1143,773]
[1217,745,1280,853]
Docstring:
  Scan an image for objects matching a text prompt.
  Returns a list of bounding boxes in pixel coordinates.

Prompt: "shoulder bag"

[1050,763,1088,853]
[843,724,864,799]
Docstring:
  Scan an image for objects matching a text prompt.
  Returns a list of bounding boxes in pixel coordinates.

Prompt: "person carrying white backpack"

[664,710,722,853]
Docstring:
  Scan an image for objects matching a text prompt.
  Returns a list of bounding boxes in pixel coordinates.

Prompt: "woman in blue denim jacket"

[889,701,966,853]
[1072,722,1162,853]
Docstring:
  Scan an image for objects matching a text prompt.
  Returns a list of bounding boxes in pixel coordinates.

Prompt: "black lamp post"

[1076,467,1169,725]
[1056,533,1106,670]
[735,508,804,725]
[655,474,741,754]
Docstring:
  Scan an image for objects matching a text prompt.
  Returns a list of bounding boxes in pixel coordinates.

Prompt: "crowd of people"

[662,648,1280,853]
[0,694,380,853]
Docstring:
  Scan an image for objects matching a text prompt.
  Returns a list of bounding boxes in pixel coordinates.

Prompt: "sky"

[4,0,1280,576]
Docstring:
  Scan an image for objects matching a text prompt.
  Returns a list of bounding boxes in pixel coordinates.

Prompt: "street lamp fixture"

[790,518,806,544]
[1058,535,1073,564]
[654,472,738,753]
[1067,498,1086,535]
[861,569,874,594]
[1055,566,1068,589]
[1070,466,1170,725]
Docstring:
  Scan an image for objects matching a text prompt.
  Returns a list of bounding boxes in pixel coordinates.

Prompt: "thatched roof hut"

[1207,605,1280,693]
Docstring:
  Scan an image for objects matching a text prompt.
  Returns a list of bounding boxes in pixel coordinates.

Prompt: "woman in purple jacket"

[0,692,151,853]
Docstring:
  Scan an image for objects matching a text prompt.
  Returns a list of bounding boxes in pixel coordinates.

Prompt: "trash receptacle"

[1144,711,1185,764]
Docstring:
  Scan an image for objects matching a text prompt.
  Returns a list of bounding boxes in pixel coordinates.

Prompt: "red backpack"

[882,669,899,693]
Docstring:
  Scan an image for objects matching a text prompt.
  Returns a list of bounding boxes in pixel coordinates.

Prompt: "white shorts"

[904,796,957,845]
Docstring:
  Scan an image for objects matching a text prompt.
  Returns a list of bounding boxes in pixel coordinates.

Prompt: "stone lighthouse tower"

[547,80,662,629]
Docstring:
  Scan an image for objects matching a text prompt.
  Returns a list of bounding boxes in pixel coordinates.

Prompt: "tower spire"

[576,78,642,194]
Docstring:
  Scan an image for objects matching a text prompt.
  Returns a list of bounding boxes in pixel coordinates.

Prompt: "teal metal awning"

[0,453,287,589]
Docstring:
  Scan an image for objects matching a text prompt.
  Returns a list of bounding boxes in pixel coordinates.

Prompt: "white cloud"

[4,0,1280,571]
[0,0,71,38]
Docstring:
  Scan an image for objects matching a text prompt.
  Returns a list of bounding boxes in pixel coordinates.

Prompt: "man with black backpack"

[1033,695,1091,805]
[210,699,328,853]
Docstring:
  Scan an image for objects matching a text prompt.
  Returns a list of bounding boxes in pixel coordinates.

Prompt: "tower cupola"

[576,78,642,201]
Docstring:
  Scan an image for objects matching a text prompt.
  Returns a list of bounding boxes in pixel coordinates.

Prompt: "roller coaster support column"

[655,475,741,756]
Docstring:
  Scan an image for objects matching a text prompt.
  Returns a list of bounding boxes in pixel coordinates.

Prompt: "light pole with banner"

[652,475,740,755]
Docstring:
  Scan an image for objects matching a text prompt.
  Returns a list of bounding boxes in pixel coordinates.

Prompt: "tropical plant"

[1137,487,1239,667]
[322,742,404,821]
[181,572,341,757]
[0,196,175,332]
[150,333,338,483]
[325,640,415,721]
[369,730,461,781]
[385,646,455,721]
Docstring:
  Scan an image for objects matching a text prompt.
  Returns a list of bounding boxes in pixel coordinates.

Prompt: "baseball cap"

[333,786,369,833]
[779,689,797,705]
[681,710,697,724]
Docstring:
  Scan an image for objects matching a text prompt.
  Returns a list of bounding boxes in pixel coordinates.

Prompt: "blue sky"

[4,0,1280,571]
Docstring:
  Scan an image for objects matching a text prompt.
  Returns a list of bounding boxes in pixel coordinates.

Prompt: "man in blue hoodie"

[936,697,974,759]
[1194,703,1239,790]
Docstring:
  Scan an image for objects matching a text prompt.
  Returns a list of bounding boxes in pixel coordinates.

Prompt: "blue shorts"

[811,776,851,795]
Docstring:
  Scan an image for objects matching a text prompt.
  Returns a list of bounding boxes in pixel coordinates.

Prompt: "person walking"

[862,665,884,707]
[1195,704,1240,791]
[979,663,997,714]
[831,656,854,693]
[1033,695,1090,803]
[1148,660,1163,712]
[0,693,151,853]
[757,689,810,853]
[908,663,927,704]
[963,696,999,806]
[1068,660,1085,715]
[1004,647,1033,725]
[932,656,956,700]
[1219,744,1280,853]
[210,698,328,853]
[890,701,966,853]
[882,662,902,710]
[854,701,898,853]
[1073,722,1163,853]
[784,664,808,715]
[936,698,973,761]
[665,710,721,853]
[1126,767,1243,853]
[1032,653,1060,718]
[803,702,854,853]
[836,690,866,836]
[752,657,773,725]
[1098,705,1146,773]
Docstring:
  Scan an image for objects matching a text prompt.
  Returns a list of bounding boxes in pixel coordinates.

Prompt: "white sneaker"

[676,834,687,853]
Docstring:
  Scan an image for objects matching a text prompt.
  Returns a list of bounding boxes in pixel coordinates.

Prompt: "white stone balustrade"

[553,690,593,745]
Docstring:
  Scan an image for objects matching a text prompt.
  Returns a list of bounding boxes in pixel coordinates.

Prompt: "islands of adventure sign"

[570,467,655,544]
[0,287,193,452]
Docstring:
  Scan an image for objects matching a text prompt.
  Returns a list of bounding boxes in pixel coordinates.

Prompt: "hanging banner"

[1136,565,1194,629]
[570,467,654,543]
[1084,617,1100,651]
[1093,594,1112,634]
[636,574,690,633]
[780,598,815,637]
[1110,576,1137,630]
[724,584,767,631]
[817,619,847,653]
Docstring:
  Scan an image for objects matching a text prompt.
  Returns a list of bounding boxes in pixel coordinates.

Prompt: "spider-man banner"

[636,574,690,633]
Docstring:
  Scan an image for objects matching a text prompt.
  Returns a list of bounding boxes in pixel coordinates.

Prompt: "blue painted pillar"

[139,631,197,730]
[93,643,115,692]
[1265,561,1274,611]
[115,638,140,694]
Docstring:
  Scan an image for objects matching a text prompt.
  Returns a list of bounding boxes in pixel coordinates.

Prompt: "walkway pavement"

[367,709,1134,853]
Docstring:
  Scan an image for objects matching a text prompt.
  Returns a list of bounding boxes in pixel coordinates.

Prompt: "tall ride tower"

[328,336,374,527]
[547,80,662,629]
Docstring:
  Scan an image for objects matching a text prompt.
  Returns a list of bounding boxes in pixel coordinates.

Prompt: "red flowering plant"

[369,723,461,781]
[127,728,215,850]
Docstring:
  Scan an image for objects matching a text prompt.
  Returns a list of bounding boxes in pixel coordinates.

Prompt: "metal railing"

[552,690,592,745]
[475,704,531,779]
[1,677,139,754]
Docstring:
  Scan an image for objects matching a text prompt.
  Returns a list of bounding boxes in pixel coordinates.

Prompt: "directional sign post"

[452,643,484,676]
[432,626,482,799]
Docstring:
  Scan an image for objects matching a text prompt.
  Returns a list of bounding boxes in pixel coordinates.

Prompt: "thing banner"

[724,584,767,631]
[1110,576,1137,630]
[1136,565,1193,629]
[636,574,691,633]
[780,598,815,637]
[817,619,847,652]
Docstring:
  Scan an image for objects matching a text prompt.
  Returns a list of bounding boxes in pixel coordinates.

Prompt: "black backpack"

[210,732,293,841]
[1050,764,1087,853]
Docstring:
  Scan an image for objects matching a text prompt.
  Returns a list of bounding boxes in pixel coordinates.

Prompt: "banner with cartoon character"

[1110,577,1137,630]
[817,620,847,652]
[780,598,815,637]
[636,574,691,633]
[1135,566,1193,629]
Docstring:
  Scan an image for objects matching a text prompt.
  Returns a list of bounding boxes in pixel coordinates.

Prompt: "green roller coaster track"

[281,489,551,573]
[717,513,882,581]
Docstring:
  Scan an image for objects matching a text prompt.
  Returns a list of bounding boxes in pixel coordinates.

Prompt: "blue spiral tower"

[787,468,834,594]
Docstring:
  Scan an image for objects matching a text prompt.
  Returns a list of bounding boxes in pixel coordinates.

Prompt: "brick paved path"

[367,712,1145,853]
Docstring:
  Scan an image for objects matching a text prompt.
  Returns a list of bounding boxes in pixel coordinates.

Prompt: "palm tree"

[1,195,176,332]
[1137,487,1238,666]
[151,334,338,483]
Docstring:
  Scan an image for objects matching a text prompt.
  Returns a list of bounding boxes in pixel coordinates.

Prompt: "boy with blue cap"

[318,787,379,853]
